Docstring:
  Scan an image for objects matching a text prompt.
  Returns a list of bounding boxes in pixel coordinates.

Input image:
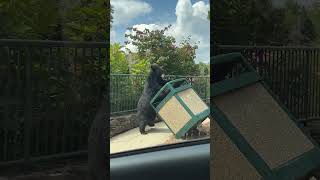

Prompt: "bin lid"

[150,78,192,111]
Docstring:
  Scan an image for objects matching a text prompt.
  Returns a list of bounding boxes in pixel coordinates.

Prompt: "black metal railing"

[215,45,320,119]
[110,74,210,116]
[0,39,107,165]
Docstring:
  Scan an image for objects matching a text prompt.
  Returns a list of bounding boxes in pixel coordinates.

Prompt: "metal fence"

[0,39,107,165]
[110,74,210,115]
[215,45,320,119]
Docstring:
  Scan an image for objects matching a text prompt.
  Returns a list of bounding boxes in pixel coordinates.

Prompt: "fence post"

[24,47,32,165]
[305,50,310,118]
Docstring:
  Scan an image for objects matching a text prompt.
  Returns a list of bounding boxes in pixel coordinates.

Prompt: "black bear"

[137,64,168,134]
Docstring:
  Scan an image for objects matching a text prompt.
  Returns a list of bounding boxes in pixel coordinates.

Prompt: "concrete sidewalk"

[110,118,210,154]
[110,122,185,154]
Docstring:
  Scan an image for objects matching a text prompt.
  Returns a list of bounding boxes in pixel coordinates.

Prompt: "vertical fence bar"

[316,49,319,117]
[291,49,295,116]
[280,49,284,102]
[287,49,290,107]
[24,47,32,165]
[35,48,41,156]
[296,49,300,118]
[272,49,276,90]
[2,46,9,161]
[309,50,312,117]
[267,49,271,83]
[315,49,318,117]
[298,49,301,118]
[298,49,302,118]
[305,50,310,118]
[314,49,317,117]
[289,49,294,113]
[312,49,316,116]
[276,49,280,96]
[318,50,320,117]
[45,48,52,155]
[262,49,266,77]
[283,49,287,106]
[14,48,21,160]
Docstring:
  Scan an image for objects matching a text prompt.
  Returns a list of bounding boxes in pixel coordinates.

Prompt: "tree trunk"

[88,96,108,180]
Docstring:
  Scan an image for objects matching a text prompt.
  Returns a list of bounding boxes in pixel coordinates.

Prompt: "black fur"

[137,64,168,134]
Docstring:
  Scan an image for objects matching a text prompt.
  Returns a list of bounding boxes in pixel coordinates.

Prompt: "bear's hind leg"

[139,120,148,134]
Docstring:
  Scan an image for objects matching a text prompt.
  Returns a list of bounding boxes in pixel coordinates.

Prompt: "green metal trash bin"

[150,78,210,139]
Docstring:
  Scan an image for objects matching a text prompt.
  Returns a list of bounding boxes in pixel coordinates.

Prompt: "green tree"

[283,1,317,45]
[308,6,320,44]
[64,0,108,41]
[213,0,290,45]
[125,25,199,75]
[301,8,317,44]
[213,0,318,46]
[0,0,61,39]
[0,0,108,41]
[110,43,129,73]
[197,62,210,76]
[129,53,150,75]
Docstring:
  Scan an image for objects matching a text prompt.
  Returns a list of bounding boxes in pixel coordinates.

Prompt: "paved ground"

[110,118,210,154]
[110,122,185,154]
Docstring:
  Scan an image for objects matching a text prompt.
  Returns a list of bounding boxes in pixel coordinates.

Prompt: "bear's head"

[150,63,166,85]
[151,63,164,77]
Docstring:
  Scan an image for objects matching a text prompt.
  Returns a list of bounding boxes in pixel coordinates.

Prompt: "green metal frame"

[211,53,320,179]
[211,71,260,97]
[150,78,210,139]
[175,109,210,138]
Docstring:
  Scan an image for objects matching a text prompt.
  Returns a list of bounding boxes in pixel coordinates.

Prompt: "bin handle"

[166,78,187,85]
[212,52,256,74]
[150,78,188,108]
[211,52,243,65]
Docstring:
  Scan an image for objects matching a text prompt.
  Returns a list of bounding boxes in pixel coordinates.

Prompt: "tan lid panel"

[213,83,314,169]
[211,119,262,180]
[178,88,209,115]
[158,96,191,133]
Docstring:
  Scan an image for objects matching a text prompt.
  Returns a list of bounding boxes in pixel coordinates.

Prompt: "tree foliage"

[0,0,61,39]
[213,0,317,46]
[308,6,320,44]
[129,53,150,75]
[0,0,108,41]
[197,62,210,76]
[64,0,108,41]
[110,43,129,73]
[125,25,199,75]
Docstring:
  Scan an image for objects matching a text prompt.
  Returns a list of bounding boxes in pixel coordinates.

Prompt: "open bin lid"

[150,78,192,112]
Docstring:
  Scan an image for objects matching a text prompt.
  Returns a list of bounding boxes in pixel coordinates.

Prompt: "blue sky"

[111,0,210,64]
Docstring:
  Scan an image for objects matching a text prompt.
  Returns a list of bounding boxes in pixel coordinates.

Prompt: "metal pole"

[24,47,32,165]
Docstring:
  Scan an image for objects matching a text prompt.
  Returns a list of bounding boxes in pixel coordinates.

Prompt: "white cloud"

[124,0,210,63]
[110,30,116,42]
[192,1,210,20]
[111,0,152,26]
